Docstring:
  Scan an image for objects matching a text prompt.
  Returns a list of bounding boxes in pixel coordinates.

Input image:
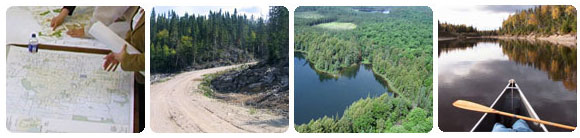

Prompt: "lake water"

[438,38,577,132]
[354,9,390,14]
[294,53,391,125]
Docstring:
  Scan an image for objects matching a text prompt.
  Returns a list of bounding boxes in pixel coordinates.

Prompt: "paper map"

[6,46,134,133]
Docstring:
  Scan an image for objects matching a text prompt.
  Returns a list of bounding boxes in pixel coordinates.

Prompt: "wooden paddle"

[453,100,576,130]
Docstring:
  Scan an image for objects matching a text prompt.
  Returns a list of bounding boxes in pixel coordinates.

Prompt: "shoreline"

[438,37,457,41]
[489,34,577,48]
[440,34,577,47]
[294,50,402,96]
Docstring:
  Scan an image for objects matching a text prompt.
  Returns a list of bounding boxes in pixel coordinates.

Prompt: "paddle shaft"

[495,110,576,130]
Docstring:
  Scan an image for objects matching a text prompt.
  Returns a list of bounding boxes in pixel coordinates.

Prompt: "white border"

[0,0,577,138]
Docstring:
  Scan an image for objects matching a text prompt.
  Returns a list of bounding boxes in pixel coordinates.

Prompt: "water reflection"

[440,39,577,90]
[294,52,391,125]
[438,38,577,132]
[500,40,577,90]
[438,38,497,56]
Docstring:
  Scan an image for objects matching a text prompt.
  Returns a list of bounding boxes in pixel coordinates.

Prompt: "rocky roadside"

[209,60,289,116]
[151,73,177,84]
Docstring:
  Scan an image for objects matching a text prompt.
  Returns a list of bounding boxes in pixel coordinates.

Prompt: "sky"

[154,6,270,19]
[437,5,537,30]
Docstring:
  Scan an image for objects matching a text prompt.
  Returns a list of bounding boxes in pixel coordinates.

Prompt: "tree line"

[500,5,576,35]
[439,5,576,37]
[150,7,288,73]
[438,22,499,37]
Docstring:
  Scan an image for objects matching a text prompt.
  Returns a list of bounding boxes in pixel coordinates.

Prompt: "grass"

[199,83,214,98]
[249,108,257,115]
[199,72,221,98]
[295,11,324,19]
[315,22,357,30]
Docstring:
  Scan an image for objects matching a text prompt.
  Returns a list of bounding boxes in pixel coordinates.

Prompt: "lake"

[294,53,391,125]
[438,38,577,132]
[354,8,390,14]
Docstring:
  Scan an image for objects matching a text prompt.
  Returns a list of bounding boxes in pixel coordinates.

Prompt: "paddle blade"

[453,100,495,113]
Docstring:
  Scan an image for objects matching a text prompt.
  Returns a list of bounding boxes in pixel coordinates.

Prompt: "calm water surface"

[438,39,577,132]
[294,53,391,125]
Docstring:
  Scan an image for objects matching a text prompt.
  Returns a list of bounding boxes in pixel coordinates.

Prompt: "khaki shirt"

[121,7,145,83]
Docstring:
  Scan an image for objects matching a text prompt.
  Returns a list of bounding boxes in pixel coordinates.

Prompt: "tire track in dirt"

[151,63,288,133]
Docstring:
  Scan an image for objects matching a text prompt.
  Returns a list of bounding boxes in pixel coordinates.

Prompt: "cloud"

[477,5,537,13]
[437,5,543,30]
[239,7,261,14]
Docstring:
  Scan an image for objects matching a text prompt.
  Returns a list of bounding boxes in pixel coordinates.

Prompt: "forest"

[150,7,288,73]
[439,5,576,38]
[295,6,433,133]
[438,22,498,37]
[295,94,432,133]
[500,5,576,35]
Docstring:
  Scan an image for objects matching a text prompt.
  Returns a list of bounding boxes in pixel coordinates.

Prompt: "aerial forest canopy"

[295,6,432,108]
[150,7,289,73]
[295,6,433,133]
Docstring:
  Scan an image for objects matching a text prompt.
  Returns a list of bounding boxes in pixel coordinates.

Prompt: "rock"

[280,75,289,88]
[222,75,233,82]
[248,82,263,92]
[260,67,279,84]
[207,61,289,115]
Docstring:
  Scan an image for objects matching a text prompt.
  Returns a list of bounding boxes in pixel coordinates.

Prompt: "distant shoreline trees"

[438,21,498,37]
[500,5,576,36]
[439,5,576,38]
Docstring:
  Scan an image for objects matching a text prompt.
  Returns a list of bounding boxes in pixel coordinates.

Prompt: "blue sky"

[438,5,536,30]
[154,6,270,19]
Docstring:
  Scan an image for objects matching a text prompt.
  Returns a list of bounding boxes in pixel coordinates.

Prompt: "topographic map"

[6,46,134,133]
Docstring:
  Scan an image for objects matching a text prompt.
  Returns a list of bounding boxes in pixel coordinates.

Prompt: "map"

[7,6,110,50]
[30,6,93,40]
[6,46,134,133]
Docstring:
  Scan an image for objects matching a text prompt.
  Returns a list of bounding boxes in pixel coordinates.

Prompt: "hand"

[50,8,70,31]
[103,53,119,71]
[66,27,85,38]
[103,45,127,72]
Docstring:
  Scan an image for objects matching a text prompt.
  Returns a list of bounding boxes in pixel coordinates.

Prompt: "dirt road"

[151,63,288,133]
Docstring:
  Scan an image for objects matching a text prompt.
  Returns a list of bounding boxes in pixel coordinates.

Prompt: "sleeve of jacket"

[120,50,145,72]
[120,12,145,72]
[63,6,76,15]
